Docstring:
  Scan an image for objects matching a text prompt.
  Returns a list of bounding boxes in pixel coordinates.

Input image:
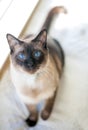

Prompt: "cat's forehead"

[20,37,44,51]
[22,35,35,43]
[15,41,42,53]
[21,35,37,47]
[13,34,47,53]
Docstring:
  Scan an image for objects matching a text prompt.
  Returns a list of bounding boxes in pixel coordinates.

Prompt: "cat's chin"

[23,66,39,74]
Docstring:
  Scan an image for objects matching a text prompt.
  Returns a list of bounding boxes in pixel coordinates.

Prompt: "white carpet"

[1,23,88,130]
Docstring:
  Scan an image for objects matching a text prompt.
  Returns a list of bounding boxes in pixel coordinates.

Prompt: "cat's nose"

[28,61,34,67]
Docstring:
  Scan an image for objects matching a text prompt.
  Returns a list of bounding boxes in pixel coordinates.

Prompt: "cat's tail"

[42,6,67,33]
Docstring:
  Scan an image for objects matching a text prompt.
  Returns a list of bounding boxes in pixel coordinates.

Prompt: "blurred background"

[0,0,88,69]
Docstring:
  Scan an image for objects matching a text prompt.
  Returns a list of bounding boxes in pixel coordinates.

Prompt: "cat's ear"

[6,34,22,54]
[6,34,20,47]
[33,29,47,49]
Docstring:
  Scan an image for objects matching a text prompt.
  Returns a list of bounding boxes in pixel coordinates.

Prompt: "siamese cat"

[6,6,66,127]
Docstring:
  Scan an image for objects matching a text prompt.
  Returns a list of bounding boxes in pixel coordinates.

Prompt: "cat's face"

[6,29,48,74]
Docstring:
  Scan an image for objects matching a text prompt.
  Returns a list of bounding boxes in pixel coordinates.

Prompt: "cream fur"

[10,55,59,104]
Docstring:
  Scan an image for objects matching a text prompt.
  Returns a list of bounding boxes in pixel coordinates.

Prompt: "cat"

[6,6,66,127]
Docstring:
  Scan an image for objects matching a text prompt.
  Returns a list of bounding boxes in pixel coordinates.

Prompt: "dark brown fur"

[42,6,67,32]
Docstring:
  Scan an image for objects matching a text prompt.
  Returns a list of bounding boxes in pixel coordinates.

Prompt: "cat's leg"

[41,90,56,120]
[25,104,38,127]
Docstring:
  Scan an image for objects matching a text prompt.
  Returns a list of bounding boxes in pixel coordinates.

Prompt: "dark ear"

[6,34,20,47]
[6,34,22,54]
[33,29,47,49]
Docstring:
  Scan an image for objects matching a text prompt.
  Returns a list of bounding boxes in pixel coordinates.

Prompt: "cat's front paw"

[41,109,50,120]
[25,114,38,127]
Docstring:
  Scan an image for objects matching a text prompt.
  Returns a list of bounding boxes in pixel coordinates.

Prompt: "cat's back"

[47,37,64,73]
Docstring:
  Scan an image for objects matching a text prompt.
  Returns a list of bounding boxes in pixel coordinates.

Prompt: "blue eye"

[18,53,26,60]
[33,51,41,59]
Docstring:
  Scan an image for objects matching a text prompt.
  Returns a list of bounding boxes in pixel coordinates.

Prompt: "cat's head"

[6,29,48,74]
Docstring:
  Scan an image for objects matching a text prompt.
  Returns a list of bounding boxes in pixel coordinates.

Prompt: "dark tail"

[42,6,67,33]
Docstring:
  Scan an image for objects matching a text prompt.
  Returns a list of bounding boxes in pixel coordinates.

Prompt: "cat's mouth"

[25,64,34,70]
[24,64,40,72]
[27,66,34,70]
